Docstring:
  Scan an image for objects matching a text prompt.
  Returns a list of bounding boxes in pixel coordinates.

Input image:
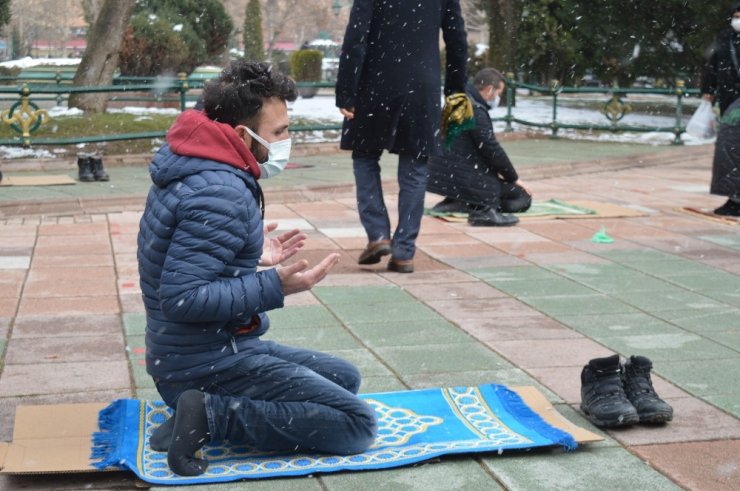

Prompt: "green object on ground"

[591,226,615,244]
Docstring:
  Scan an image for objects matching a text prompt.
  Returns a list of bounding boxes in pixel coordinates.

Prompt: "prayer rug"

[91,384,585,485]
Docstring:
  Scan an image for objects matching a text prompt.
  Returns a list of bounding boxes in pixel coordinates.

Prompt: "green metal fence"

[0,73,700,148]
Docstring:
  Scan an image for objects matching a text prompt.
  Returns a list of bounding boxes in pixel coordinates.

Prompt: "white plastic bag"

[686,100,717,139]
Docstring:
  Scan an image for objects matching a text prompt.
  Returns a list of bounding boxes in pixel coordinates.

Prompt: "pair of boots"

[77,154,109,182]
[432,197,519,226]
[580,354,673,428]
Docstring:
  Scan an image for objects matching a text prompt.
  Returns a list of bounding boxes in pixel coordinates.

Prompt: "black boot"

[90,155,110,181]
[580,354,639,428]
[77,155,94,182]
[713,198,740,217]
[467,208,519,227]
[622,355,673,424]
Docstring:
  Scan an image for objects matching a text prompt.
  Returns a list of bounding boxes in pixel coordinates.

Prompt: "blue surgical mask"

[243,126,292,179]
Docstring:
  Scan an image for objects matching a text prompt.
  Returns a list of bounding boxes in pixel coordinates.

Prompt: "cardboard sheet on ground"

[679,206,739,225]
[427,199,645,222]
[0,385,601,485]
[0,175,76,186]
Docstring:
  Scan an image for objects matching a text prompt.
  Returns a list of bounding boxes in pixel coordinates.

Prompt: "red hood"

[166,110,261,179]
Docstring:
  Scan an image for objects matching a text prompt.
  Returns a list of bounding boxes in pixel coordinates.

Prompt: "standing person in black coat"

[702,2,740,216]
[336,0,468,273]
[428,68,532,226]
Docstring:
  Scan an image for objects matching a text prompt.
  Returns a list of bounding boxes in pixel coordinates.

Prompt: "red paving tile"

[403,281,508,301]
[494,338,614,369]
[38,223,109,235]
[17,296,120,316]
[632,440,740,491]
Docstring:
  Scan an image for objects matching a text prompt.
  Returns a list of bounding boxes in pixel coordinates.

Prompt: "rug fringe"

[90,399,128,470]
[494,385,578,451]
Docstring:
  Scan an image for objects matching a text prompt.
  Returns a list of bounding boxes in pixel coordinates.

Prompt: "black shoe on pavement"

[387,257,414,273]
[431,197,469,214]
[713,199,740,217]
[467,208,519,227]
[90,155,110,181]
[580,354,639,428]
[358,240,391,265]
[622,355,673,424]
[77,155,95,182]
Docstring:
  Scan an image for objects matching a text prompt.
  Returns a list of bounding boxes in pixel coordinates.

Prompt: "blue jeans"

[154,339,378,455]
[353,152,428,261]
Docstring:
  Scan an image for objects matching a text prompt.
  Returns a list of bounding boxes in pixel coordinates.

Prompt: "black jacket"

[427,83,518,206]
[711,97,740,198]
[703,27,740,116]
[335,0,468,159]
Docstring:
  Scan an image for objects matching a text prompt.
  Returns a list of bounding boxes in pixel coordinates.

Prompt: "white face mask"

[732,17,740,32]
[243,126,292,179]
[492,95,501,109]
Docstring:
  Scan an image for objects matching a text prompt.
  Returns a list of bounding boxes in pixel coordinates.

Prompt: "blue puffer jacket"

[137,110,284,382]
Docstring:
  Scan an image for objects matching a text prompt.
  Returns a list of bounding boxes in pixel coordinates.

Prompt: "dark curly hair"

[202,60,297,128]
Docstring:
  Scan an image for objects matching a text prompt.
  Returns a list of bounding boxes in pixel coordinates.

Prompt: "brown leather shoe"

[387,257,414,273]
[358,240,391,265]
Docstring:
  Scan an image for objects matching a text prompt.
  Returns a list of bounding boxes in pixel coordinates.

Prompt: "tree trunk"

[486,0,519,105]
[68,0,136,113]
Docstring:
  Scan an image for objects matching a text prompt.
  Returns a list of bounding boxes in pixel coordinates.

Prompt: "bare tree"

[68,0,135,113]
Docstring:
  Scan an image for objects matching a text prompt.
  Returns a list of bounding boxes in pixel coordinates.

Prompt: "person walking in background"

[702,2,740,216]
[336,0,468,273]
[427,68,532,226]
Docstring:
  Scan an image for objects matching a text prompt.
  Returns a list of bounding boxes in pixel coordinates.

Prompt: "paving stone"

[119,292,145,313]
[402,281,508,301]
[557,312,683,338]
[123,312,146,336]
[0,360,130,396]
[130,359,156,390]
[599,332,739,361]
[664,271,740,292]
[358,375,408,393]
[24,266,117,297]
[17,295,120,316]
[521,294,638,316]
[703,290,740,308]
[265,324,363,351]
[318,272,393,286]
[445,255,531,269]
[427,297,539,320]
[331,300,441,325]
[313,285,416,304]
[452,315,582,342]
[655,358,740,397]
[494,338,612,369]
[0,257,30,269]
[656,308,740,333]
[700,327,740,351]
[606,397,740,446]
[492,278,598,297]
[283,290,320,307]
[261,305,342,329]
[324,348,396,378]
[468,265,564,283]
[346,319,472,348]
[5,335,126,364]
[31,253,115,268]
[12,313,122,338]
[613,290,730,312]
[625,259,721,277]
[374,343,511,375]
[704,394,740,418]
[482,446,680,490]
[632,440,740,491]
[322,457,502,491]
[378,268,474,286]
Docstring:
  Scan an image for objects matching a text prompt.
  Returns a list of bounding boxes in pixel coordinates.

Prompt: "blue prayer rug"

[91,384,577,485]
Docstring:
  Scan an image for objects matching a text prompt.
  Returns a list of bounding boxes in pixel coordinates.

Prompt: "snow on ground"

[0,57,81,68]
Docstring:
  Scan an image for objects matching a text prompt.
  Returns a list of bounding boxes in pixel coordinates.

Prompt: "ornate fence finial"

[1,84,50,148]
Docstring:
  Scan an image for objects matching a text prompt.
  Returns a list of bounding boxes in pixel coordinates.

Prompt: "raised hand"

[260,223,307,267]
[277,253,340,295]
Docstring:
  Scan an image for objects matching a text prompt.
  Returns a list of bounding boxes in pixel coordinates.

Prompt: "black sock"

[150,415,175,452]
[167,390,211,476]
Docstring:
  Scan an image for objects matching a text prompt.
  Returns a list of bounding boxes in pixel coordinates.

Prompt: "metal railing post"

[178,72,189,112]
[55,70,63,106]
[550,79,560,139]
[673,80,685,145]
[505,72,515,133]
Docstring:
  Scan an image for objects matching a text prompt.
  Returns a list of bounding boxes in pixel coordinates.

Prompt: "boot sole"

[580,405,639,428]
[638,411,673,424]
[358,246,391,265]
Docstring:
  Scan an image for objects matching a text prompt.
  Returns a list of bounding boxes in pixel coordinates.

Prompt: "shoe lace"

[589,370,628,402]
[625,366,657,396]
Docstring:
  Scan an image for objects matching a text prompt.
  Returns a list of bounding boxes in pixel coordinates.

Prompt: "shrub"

[290,50,323,81]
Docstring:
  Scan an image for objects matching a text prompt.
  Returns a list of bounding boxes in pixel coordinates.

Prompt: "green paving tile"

[699,234,740,250]
[557,313,684,338]
[521,295,637,316]
[359,375,408,393]
[374,343,511,375]
[346,319,472,348]
[483,446,680,490]
[154,477,324,491]
[548,263,648,278]
[125,334,146,361]
[597,333,739,361]
[657,308,740,332]
[593,248,681,263]
[655,358,740,397]
[268,305,342,329]
[493,278,598,297]
[264,324,363,350]
[325,348,396,378]
[313,285,416,305]
[468,265,564,283]
[663,270,740,292]
[701,328,740,351]
[123,312,146,336]
[625,259,720,277]
[582,275,686,295]
[702,291,740,308]
[330,301,441,325]
[401,368,563,403]
[613,291,728,312]
[131,359,155,389]
[704,394,740,419]
[321,457,503,491]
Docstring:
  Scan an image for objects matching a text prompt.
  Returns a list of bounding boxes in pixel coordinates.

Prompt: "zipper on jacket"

[230,336,239,354]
